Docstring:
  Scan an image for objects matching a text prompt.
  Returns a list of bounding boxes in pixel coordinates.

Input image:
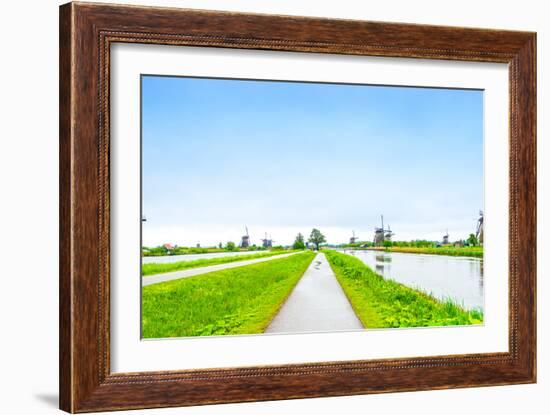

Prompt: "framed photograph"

[59,2,536,412]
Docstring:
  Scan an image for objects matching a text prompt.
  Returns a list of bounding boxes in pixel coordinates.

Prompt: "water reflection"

[375,255,392,263]
[342,250,484,311]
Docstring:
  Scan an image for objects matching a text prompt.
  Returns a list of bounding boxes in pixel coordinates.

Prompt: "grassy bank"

[366,246,483,258]
[142,250,295,276]
[143,247,226,256]
[142,251,315,338]
[324,250,483,328]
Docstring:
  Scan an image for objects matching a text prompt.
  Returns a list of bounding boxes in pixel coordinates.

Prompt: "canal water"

[142,250,265,264]
[341,250,484,311]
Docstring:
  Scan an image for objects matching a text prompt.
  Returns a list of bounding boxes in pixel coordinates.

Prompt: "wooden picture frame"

[59,2,536,412]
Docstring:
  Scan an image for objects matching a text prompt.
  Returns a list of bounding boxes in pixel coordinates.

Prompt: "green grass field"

[367,246,483,258]
[142,251,315,338]
[324,250,483,328]
[142,250,294,276]
[143,247,227,256]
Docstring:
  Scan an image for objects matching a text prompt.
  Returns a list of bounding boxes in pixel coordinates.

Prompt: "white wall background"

[0,0,546,414]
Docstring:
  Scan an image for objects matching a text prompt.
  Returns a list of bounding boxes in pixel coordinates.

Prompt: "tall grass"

[142,251,315,338]
[142,250,295,276]
[324,250,483,328]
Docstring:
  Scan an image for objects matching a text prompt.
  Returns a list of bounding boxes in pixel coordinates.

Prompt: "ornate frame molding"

[60,2,536,412]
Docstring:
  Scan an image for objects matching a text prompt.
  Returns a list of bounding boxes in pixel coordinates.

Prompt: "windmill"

[385,225,395,241]
[240,226,250,248]
[261,232,274,249]
[476,210,484,245]
[349,230,359,245]
[374,215,395,246]
[443,229,450,245]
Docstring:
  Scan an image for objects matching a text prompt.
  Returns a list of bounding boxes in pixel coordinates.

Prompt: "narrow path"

[265,252,364,334]
[142,252,299,287]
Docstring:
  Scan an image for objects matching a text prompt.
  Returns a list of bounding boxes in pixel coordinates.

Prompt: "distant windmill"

[350,230,359,245]
[476,210,484,245]
[443,229,449,245]
[240,226,250,248]
[261,232,273,249]
[385,224,395,241]
[374,215,394,246]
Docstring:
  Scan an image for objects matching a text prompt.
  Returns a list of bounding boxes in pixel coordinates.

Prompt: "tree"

[308,228,326,250]
[293,233,306,250]
[225,241,236,251]
[467,233,478,246]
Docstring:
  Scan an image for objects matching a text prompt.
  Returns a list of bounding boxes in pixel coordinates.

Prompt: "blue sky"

[142,75,483,247]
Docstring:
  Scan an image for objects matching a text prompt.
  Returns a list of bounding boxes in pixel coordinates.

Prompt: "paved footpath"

[143,252,299,287]
[265,252,364,334]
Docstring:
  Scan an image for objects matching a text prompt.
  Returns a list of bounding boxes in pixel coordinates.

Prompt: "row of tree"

[144,228,480,257]
[216,229,328,252]
[344,234,481,249]
[292,228,326,250]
